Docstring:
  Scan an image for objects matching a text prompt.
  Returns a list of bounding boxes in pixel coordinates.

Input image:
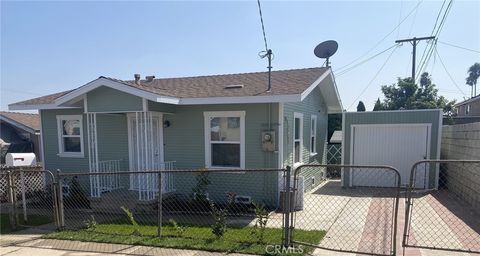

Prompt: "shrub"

[67,177,90,208]
[83,215,97,231]
[210,202,227,238]
[167,218,185,236]
[192,168,210,203]
[120,206,140,235]
[251,202,269,244]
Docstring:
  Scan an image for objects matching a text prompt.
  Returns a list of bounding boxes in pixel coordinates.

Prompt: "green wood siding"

[283,87,329,191]
[164,103,280,206]
[40,109,89,172]
[86,86,143,112]
[342,109,442,188]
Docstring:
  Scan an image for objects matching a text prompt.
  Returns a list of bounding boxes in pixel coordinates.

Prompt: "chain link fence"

[404,160,480,253]
[290,164,401,256]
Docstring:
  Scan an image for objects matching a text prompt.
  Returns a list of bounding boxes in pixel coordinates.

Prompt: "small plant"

[83,215,97,231]
[120,206,140,236]
[67,177,90,208]
[167,218,185,236]
[251,202,269,244]
[210,202,227,239]
[192,167,211,203]
[226,191,237,213]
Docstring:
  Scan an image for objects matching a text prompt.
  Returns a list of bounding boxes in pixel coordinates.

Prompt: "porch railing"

[136,160,176,201]
[159,161,175,193]
[98,159,122,192]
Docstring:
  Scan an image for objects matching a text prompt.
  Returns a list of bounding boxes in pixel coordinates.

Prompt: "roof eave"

[0,116,38,134]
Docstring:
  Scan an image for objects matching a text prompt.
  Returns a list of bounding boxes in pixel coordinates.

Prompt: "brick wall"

[441,122,480,212]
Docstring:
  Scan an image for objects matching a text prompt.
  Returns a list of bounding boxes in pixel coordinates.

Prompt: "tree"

[466,63,480,98]
[356,101,366,112]
[373,98,384,111]
[327,114,341,142]
[375,72,456,115]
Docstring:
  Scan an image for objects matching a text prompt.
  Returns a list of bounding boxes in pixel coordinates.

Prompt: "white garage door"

[351,124,430,188]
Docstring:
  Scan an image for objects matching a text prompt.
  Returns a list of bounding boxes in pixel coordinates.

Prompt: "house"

[455,96,480,117]
[8,67,342,206]
[0,111,41,164]
[450,96,480,124]
[341,109,442,189]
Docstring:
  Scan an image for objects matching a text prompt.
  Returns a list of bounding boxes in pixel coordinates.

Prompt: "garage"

[341,109,442,188]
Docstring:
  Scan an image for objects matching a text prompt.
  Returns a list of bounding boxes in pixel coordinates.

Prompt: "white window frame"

[56,115,84,158]
[293,112,304,164]
[204,111,245,169]
[310,114,317,156]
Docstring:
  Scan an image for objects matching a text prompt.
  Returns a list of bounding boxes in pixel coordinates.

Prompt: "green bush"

[120,206,140,235]
[210,202,227,239]
[251,202,269,244]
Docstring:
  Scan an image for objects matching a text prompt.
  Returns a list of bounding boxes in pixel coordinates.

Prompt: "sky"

[1,0,479,112]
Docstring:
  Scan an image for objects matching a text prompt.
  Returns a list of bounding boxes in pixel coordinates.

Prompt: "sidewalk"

[0,228,248,256]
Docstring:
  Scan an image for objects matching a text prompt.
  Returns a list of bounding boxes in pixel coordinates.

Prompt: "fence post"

[6,171,17,230]
[20,168,27,223]
[283,166,291,248]
[55,169,65,229]
[157,171,163,238]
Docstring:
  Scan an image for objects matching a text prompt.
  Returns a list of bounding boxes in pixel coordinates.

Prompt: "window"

[310,115,317,155]
[204,111,245,168]
[293,113,303,163]
[57,115,84,157]
[466,104,471,115]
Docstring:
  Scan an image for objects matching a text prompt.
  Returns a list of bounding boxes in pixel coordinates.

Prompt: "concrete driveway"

[276,179,479,256]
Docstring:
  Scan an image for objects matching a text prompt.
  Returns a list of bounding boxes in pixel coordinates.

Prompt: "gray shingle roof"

[11,67,329,106]
[0,111,40,131]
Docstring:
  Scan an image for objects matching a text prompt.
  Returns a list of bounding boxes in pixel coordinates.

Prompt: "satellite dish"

[314,40,338,67]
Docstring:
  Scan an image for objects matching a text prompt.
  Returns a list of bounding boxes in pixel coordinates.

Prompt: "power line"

[347,45,399,110]
[438,41,480,54]
[396,0,404,39]
[416,0,453,80]
[257,0,268,51]
[435,47,468,97]
[256,0,273,92]
[335,44,397,77]
[335,0,423,73]
[415,0,446,77]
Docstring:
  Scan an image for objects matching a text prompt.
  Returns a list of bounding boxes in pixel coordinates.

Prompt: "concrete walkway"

[0,227,248,256]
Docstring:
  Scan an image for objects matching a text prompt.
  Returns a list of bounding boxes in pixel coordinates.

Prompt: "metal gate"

[289,164,401,256]
[0,167,59,232]
[403,160,480,253]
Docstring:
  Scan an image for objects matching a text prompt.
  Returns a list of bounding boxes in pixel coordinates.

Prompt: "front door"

[127,112,164,199]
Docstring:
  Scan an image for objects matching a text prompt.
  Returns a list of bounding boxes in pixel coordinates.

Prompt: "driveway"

[276,179,479,256]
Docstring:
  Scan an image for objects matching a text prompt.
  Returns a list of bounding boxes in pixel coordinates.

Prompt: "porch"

[83,110,175,201]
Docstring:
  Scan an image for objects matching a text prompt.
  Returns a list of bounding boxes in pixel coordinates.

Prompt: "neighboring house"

[0,111,41,164]
[455,96,480,116]
[9,67,342,206]
[451,96,480,124]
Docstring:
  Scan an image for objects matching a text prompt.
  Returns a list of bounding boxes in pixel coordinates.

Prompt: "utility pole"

[395,36,435,83]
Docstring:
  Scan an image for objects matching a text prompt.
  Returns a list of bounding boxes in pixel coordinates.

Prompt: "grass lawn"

[44,224,325,255]
[0,213,52,234]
